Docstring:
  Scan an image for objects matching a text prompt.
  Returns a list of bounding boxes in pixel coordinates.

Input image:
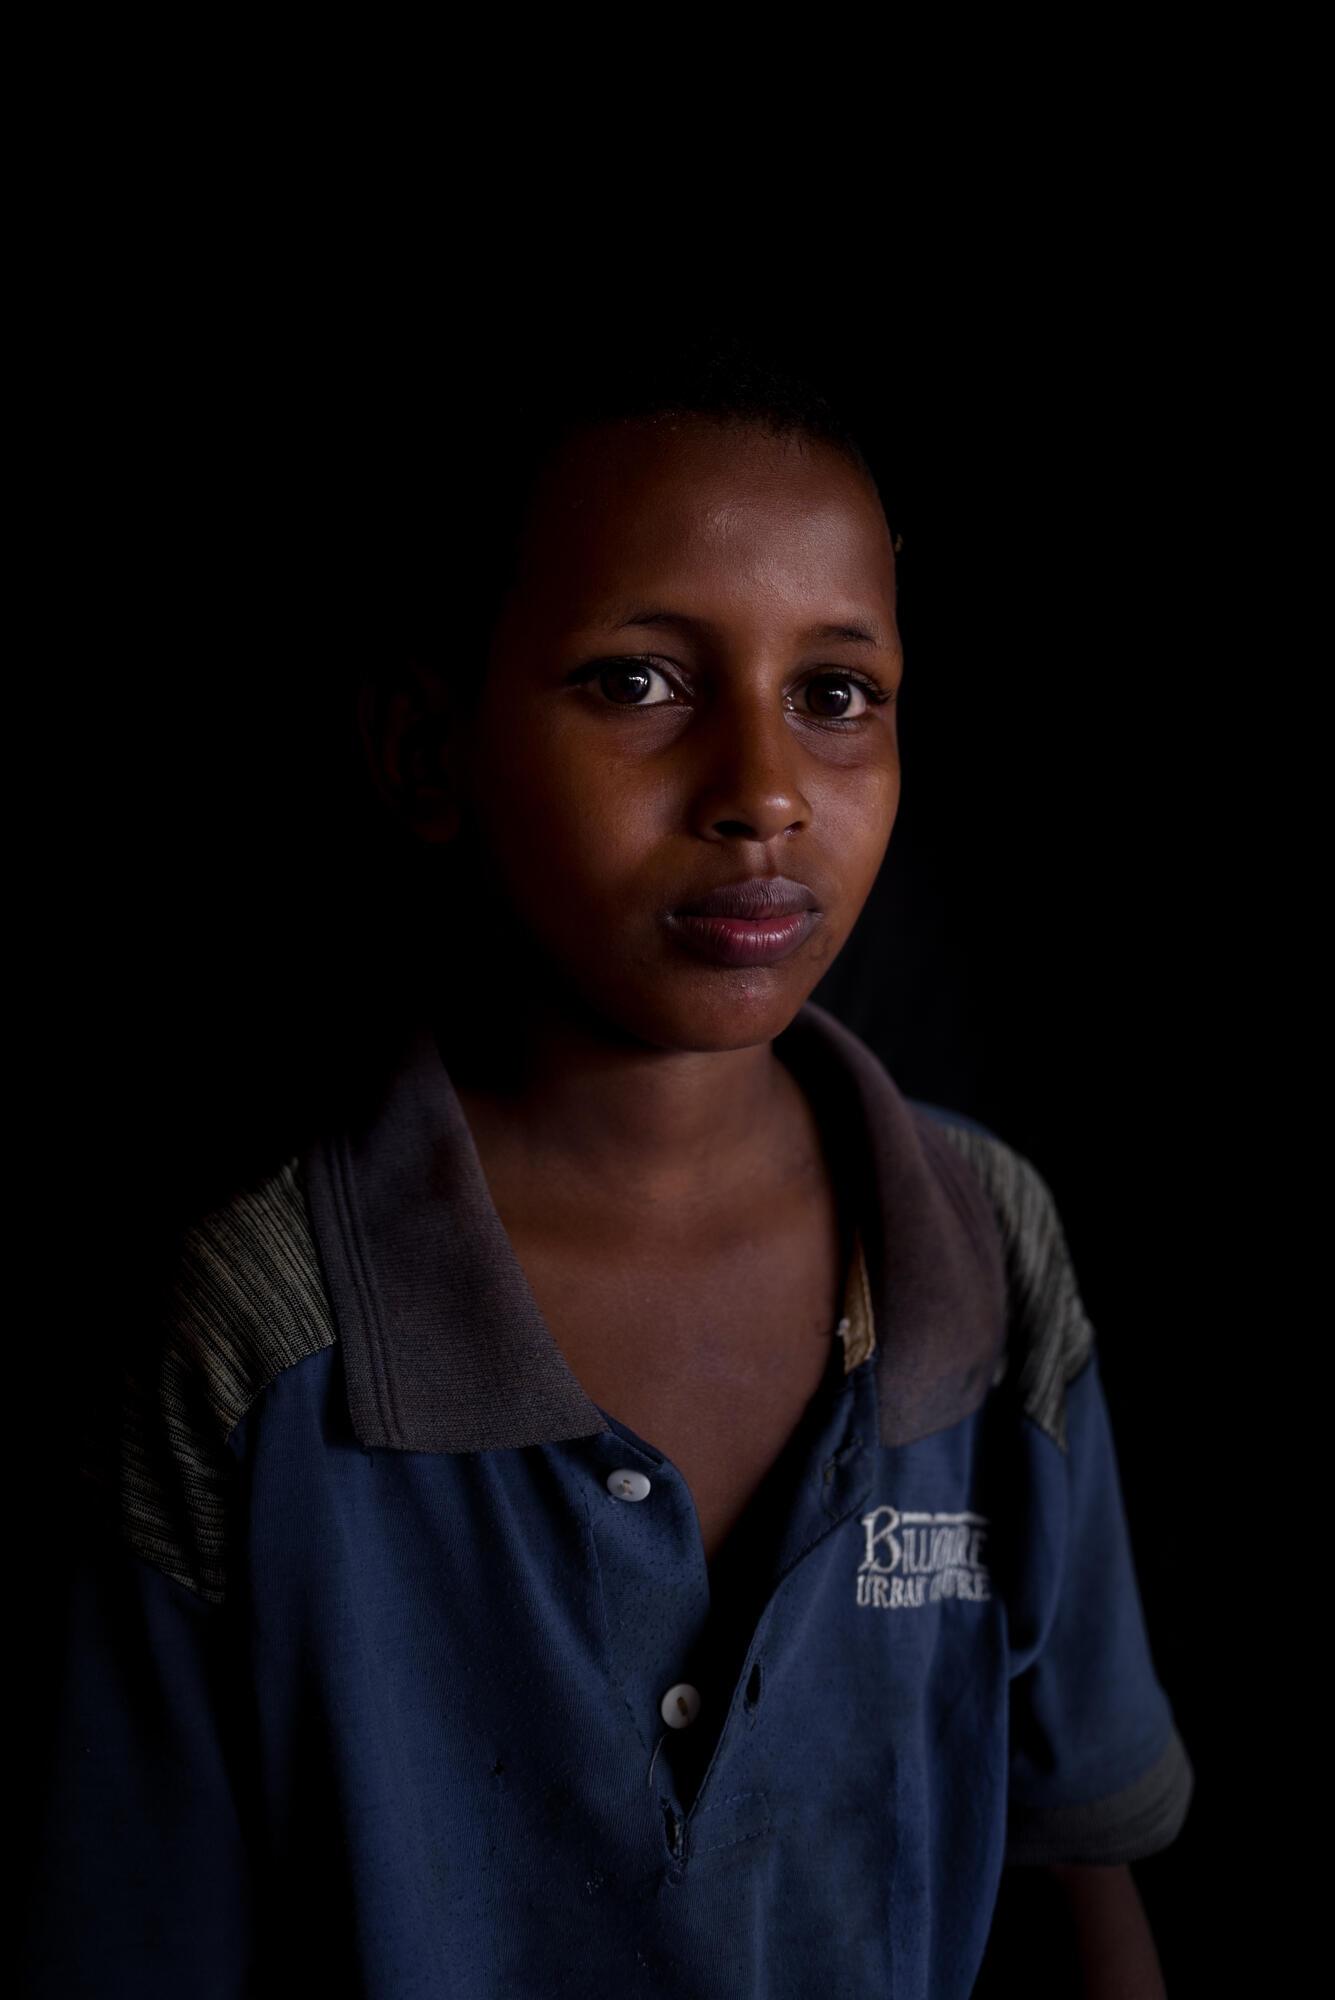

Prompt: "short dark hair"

[375,325,891,720]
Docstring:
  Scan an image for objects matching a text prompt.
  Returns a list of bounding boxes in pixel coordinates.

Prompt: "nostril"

[744,1662,763,1710]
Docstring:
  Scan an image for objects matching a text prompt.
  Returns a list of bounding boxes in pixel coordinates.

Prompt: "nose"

[686,679,813,845]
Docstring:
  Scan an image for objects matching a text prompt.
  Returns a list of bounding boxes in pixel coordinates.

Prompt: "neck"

[431,960,811,1223]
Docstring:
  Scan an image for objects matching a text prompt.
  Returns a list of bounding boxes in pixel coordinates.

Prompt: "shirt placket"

[583,1324,880,1872]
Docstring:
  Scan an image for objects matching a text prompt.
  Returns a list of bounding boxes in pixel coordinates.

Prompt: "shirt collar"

[303,999,1005,1454]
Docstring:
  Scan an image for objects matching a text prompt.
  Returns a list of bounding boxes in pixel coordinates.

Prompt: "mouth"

[672,874,819,922]
[663,906,822,968]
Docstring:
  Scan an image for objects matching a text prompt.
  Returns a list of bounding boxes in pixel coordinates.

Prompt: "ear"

[355,656,464,846]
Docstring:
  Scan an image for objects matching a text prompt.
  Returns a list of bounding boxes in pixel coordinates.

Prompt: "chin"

[584,973,822,1057]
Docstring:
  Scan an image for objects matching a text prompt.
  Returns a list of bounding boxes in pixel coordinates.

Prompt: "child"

[27,333,1193,1996]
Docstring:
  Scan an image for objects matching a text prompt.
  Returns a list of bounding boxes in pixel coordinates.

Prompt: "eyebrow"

[598,606,888,648]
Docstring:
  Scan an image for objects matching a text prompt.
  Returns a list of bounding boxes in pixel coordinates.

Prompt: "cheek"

[825,759,901,873]
[465,724,662,903]
[462,702,900,918]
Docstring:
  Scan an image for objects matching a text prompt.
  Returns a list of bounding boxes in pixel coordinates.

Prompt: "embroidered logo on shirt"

[855,1505,991,1610]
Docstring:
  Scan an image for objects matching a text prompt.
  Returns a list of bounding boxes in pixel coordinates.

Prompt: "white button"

[660,1682,701,1729]
[606,1468,652,1502]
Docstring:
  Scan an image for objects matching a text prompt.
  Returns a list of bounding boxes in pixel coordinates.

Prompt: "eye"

[566,656,895,724]
[601,659,678,706]
[795,672,894,727]
[571,657,680,707]
[803,676,875,724]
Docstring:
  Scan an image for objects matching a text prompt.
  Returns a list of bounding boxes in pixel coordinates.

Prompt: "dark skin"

[380,418,904,1574]
[367,414,1167,1997]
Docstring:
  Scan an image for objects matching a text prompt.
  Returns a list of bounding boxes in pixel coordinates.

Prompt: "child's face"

[441,416,902,1054]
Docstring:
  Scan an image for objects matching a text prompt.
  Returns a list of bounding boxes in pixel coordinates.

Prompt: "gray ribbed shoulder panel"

[929,1121,1096,1452]
[78,1155,337,1604]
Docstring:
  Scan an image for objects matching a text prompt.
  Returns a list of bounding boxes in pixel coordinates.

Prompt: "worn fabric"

[27,999,1192,1998]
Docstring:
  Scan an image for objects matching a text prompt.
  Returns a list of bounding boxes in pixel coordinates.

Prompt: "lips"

[664,905,821,968]
[673,875,818,920]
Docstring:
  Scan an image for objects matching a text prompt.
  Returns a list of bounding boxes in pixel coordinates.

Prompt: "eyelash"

[568,656,895,728]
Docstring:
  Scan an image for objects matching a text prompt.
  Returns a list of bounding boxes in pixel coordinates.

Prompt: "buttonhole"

[744,1662,763,1711]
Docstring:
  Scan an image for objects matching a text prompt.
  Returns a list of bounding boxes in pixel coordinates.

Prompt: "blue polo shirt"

[28,999,1193,1998]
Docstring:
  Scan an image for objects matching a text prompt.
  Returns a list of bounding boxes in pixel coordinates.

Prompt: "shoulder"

[78,1155,338,1603]
[907,1101,1097,1451]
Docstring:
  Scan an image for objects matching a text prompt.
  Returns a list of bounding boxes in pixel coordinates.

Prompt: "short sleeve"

[21,1507,259,1997]
[1003,1346,1195,1864]
[20,1205,270,1998]
[928,1112,1196,1869]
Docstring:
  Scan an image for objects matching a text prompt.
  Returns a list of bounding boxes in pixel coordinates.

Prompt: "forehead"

[502,417,897,642]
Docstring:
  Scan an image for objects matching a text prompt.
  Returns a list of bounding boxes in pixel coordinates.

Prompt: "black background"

[22,234,1285,1990]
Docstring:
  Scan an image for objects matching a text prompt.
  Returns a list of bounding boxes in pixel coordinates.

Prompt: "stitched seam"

[329,1134,403,1447]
